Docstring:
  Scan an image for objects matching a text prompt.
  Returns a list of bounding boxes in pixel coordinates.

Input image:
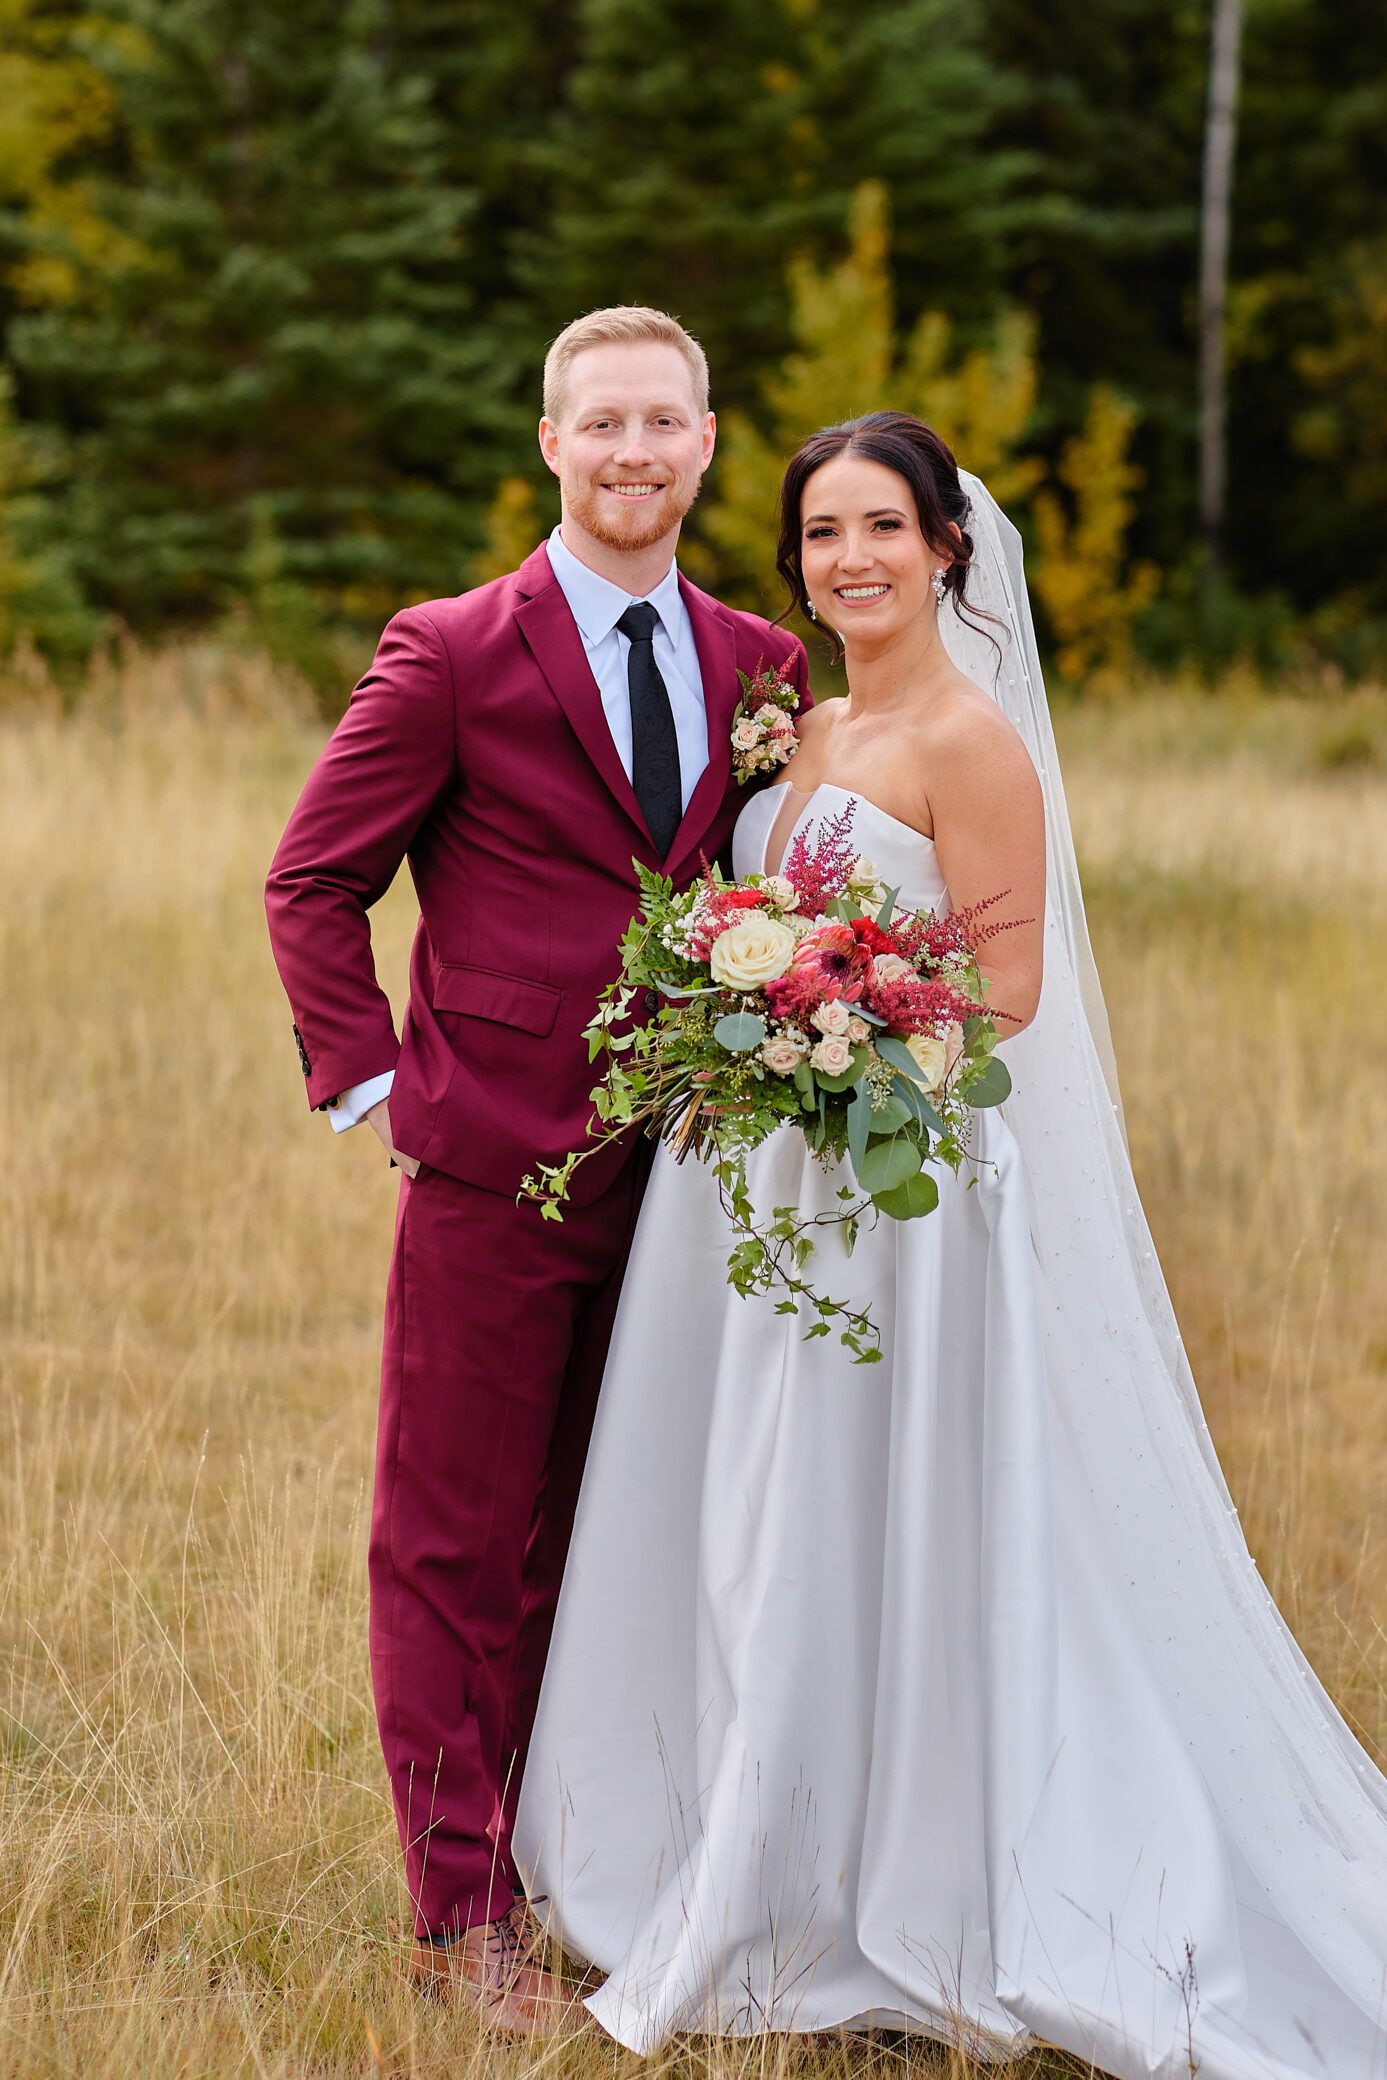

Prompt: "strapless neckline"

[759,780,937,878]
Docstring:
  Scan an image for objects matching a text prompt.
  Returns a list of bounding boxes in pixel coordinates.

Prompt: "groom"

[265,307,809,2025]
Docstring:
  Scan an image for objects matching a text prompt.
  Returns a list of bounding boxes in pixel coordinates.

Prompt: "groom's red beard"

[564,473,701,553]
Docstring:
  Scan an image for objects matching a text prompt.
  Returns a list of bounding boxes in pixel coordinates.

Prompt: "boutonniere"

[730,660,801,785]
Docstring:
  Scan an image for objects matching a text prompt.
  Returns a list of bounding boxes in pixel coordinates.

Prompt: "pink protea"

[789,921,871,1003]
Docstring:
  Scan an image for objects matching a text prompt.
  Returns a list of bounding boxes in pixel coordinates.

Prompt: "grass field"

[1,648,1386,2078]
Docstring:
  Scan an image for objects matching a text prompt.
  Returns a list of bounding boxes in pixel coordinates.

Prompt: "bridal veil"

[943,475,1387,2044]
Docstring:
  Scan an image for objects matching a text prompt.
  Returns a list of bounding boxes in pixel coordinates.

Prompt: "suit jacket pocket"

[432,962,564,1038]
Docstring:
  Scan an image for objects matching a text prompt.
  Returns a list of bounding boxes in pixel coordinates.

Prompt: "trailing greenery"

[0,0,1384,683]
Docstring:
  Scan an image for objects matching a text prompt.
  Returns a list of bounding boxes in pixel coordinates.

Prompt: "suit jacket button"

[645,991,659,1012]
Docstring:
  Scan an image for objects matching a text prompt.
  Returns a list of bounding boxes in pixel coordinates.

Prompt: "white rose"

[731,719,762,750]
[809,1035,853,1076]
[847,855,881,892]
[760,874,799,912]
[847,1015,870,1045]
[905,1032,948,1090]
[753,703,782,726]
[709,913,798,991]
[873,952,913,984]
[761,1035,806,1075]
[769,711,796,735]
[811,997,851,1037]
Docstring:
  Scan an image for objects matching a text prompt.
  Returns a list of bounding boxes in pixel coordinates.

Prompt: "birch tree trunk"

[1199,0,1245,583]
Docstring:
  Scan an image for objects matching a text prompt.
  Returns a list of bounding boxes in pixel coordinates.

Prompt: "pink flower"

[783,803,859,914]
[731,719,761,751]
[809,1035,853,1076]
[764,966,831,1025]
[762,1034,807,1075]
[761,874,799,911]
[872,952,912,984]
[790,922,870,1001]
[811,997,851,1037]
[847,1014,871,1045]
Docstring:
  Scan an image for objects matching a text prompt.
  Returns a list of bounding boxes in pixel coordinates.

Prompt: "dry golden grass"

[1,646,1385,2077]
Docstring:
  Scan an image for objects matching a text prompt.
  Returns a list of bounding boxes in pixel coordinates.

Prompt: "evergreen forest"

[1,0,1384,688]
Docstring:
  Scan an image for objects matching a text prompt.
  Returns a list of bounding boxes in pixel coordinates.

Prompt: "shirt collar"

[547,525,684,648]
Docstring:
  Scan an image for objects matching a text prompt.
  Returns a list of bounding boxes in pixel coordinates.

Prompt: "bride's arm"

[923,701,1046,1035]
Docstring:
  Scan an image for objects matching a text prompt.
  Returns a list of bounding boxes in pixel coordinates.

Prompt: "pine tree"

[7,0,516,655]
[529,0,1023,420]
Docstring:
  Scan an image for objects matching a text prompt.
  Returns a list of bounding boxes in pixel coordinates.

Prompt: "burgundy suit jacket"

[265,542,810,1204]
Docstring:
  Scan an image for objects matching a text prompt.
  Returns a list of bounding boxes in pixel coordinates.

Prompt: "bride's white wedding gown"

[516,536,1387,2079]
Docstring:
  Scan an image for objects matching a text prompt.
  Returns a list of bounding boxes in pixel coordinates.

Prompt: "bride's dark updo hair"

[775,410,987,659]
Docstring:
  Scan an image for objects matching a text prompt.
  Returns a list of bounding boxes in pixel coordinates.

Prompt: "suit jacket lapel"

[666,574,742,877]
[512,544,651,841]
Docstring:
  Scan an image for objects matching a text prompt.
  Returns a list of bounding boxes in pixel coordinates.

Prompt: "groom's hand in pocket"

[365,1098,420,1178]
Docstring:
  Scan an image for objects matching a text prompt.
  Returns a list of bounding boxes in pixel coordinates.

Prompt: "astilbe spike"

[783,804,859,916]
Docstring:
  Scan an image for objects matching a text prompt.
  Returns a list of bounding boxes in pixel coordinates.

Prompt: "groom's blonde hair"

[543,306,709,424]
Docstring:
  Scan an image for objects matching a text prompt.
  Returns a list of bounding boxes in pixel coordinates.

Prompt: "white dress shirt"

[332,527,709,1132]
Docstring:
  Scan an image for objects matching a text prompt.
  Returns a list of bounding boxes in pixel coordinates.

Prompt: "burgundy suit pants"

[369,1147,649,1937]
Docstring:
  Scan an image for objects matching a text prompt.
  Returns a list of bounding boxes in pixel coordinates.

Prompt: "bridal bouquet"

[521,804,1011,1362]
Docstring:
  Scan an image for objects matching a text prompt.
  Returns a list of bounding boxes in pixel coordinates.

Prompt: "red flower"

[849,915,898,957]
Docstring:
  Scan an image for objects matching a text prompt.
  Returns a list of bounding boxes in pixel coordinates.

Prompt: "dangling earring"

[932,567,948,603]
[807,600,819,622]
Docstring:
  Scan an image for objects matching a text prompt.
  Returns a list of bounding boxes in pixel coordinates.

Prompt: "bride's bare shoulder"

[907,667,1041,837]
[922,667,1034,777]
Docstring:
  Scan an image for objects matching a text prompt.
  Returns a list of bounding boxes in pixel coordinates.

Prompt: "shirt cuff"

[329,1070,396,1134]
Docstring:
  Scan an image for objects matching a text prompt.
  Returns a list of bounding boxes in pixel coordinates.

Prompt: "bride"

[514,412,1387,2077]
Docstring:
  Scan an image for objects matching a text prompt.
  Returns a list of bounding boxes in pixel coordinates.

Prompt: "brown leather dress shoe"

[409,1906,573,2035]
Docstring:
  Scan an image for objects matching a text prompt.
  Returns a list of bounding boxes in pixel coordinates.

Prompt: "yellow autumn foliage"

[702,181,1043,610]
[0,1,139,306]
[473,474,546,586]
[1031,387,1160,686]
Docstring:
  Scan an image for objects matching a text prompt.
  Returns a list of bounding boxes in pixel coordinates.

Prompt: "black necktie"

[617,602,682,858]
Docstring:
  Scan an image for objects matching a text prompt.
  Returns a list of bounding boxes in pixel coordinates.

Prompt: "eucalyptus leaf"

[968,1055,1012,1108]
[868,1092,911,1134]
[713,1010,767,1053]
[875,1032,929,1084]
[890,1074,938,1139]
[856,1136,923,1194]
[873,1169,940,1220]
[875,886,901,926]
